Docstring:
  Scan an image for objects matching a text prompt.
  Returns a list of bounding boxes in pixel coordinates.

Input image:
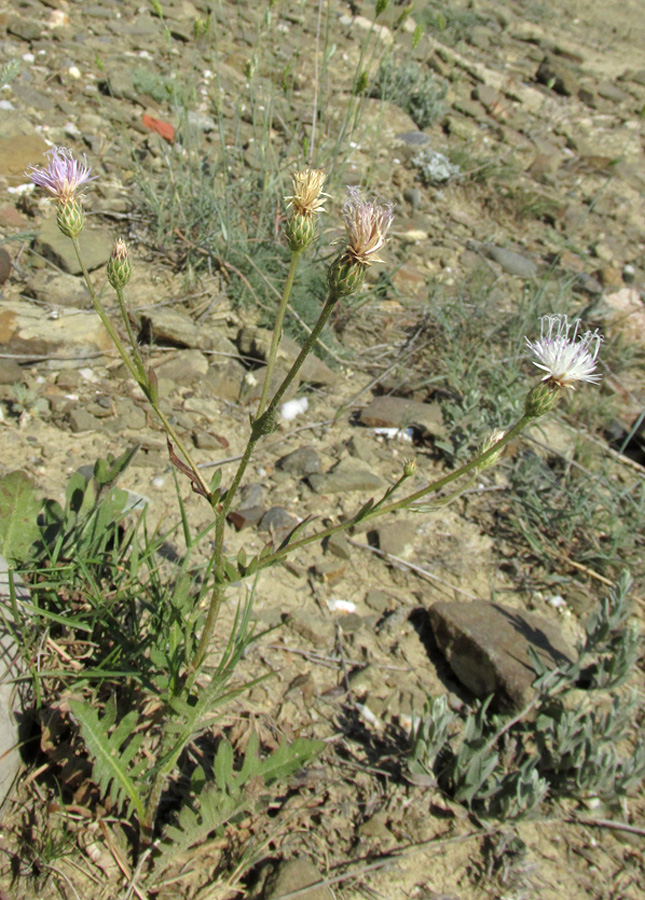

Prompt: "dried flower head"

[27,146,97,204]
[342,186,393,266]
[112,238,128,261]
[525,315,603,388]
[284,168,328,218]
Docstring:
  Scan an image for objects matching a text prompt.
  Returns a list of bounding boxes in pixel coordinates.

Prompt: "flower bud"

[524,380,560,418]
[286,212,317,252]
[107,238,132,289]
[474,430,506,474]
[403,457,417,477]
[56,199,85,238]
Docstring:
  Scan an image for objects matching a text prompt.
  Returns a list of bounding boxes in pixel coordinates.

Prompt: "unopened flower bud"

[107,238,132,289]
[525,381,560,418]
[56,199,85,238]
[403,457,417,477]
[474,430,506,474]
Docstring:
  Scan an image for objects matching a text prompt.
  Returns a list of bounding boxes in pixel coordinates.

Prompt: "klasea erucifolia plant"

[23,145,612,861]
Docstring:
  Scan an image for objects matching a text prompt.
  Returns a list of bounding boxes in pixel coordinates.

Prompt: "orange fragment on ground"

[141,115,175,143]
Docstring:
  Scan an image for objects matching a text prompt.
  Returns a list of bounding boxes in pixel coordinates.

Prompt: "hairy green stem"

[223,290,339,520]
[114,284,146,379]
[191,292,341,672]
[190,561,225,675]
[257,249,302,417]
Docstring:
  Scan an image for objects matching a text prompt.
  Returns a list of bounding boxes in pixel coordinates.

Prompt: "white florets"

[525,314,603,388]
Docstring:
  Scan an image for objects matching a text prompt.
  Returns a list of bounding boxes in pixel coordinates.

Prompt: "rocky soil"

[0,1,644,899]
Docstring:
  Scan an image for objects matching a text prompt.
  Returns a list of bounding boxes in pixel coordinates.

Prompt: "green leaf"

[153,735,323,879]
[94,445,139,488]
[0,471,42,562]
[70,699,146,819]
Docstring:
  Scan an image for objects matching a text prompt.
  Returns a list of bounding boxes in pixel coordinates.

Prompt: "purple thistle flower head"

[26,146,97,204]
[342,186,393,266]
[525,314,603,388]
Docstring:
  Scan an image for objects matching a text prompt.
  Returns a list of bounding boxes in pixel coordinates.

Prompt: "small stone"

[259,507,299,542]
[308,457,383,494]
[369,520,417,559]
[323,532,351,560]
[536,56,581,97]
[601,288,645,350]
[429,600,577,711]
[239,483,265,508]
[596,267,622,289]
[287,610,334,648]
[313,558,347,585]
[201,360,246,403]
[474,84,501,110]
[0,248,11,286]
[596,80,630,104]
[276,447,322,477]
[66,407,101,433]
[396,131,431,146]
[0,359,23,385]
[403,186,423,208]
[228,505,265,531]
[153,350,209,385]
[7,17,43,42]
[359,396,445,438]
[142,308,200,348]
[259,858,333,900]
[365,589,396,614]
[193,430,225,450]
[485,246,537,279]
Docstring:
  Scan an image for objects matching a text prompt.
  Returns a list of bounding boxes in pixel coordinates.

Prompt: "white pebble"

[356,703,383,729]
[549,594,567,610]
[7,183,34,195]
[78,368,98,382]
[151,476,165,489]
[64,122,81,137]
[279,397,308,421]
[373,426,414,442]
[22,53,35,63]
[68,66,82,79]
[327,598,356,614]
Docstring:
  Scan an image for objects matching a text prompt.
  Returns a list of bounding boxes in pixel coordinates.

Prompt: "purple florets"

[27,146,97,204]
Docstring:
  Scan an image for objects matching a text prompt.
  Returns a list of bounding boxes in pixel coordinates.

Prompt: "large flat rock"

[429,600,577,711]
[0,300,112,359]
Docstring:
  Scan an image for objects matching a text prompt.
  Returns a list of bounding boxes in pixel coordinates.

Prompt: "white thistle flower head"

[525,314,603,389]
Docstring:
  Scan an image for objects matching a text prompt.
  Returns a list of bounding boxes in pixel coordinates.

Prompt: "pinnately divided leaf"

[70,698,146,820]
[153,735,324,877]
